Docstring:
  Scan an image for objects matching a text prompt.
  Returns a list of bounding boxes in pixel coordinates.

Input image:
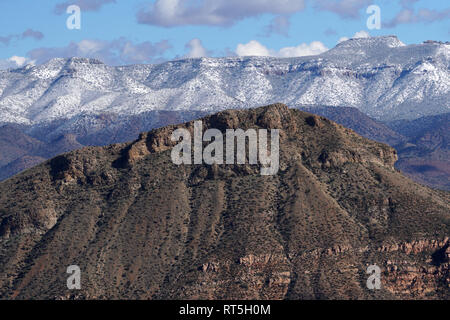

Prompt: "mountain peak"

[44,57,105,66]
[31,57,105,74]
[346,35,403,46]
[66,57,105,65]
[115,104,397,169]
[330,35,406,53]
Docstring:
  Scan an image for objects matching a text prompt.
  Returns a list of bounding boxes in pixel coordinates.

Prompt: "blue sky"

[0,0,449,68]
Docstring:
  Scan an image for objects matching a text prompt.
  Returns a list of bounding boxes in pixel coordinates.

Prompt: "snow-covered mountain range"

[0,36,448,127]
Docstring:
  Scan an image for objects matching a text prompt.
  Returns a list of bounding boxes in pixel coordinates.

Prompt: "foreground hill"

[0,104,448,299]
[1,107,448,191]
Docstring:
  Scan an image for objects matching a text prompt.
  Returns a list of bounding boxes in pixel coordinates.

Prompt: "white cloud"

[353,30,370,38]
[278,41,329,57]
[263,15,291,37]
[0,29,44,46]
[314,0,372,19]
[77,40,105,55]
[185,38,208,58]
[9,56,29,67]
[338,30,370,43]
[235,40,328,57]
[385,7,450,28]
[0,56,34,70]
[54,0,116,14]
[137,0,306,27]
[27,38,172,65]
[21,29,44,41]
[236,40,271,57]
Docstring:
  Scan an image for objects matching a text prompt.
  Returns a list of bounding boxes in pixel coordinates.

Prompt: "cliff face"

[0,104,448,300]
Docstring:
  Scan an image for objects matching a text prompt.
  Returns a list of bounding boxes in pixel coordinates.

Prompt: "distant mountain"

[0,105,448,300]
[297,106,405,146]
[0,124,45,168]
[0,36,448,129]
[386,112,449,145]
[385,113,450,190]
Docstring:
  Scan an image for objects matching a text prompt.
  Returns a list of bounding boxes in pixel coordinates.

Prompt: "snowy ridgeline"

[0,36,448,127]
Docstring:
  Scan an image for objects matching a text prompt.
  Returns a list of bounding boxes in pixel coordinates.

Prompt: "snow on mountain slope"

[0,36,448,125]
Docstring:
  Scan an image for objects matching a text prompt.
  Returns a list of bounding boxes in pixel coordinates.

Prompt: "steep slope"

[298,106,405,146]
[0,104,448,300]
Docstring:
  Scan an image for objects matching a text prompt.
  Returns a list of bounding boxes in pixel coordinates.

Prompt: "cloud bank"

[137,0,305,27]
[184,38,209,58]
[263,15,291,37]
[235,40,328,57]
[0,29,44,46]
[338,30,370,43]
[0,56,34,70]
[54,0,116,14]
[385,7,450,28]
[313,0,372,19]
[27,38,172,66]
